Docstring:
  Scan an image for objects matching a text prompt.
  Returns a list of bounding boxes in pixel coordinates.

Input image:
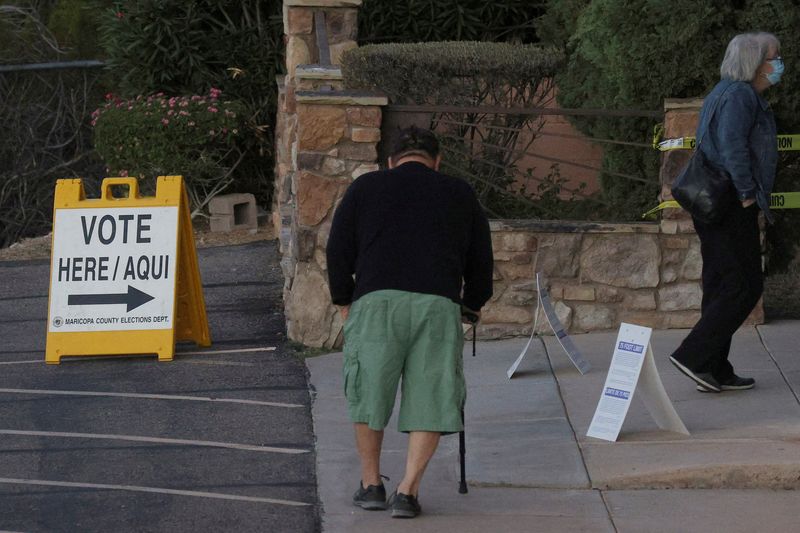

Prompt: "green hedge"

[342,41,563,105]
[358,0,545,44]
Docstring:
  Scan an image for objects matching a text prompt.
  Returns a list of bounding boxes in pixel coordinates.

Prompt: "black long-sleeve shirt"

[326,161,493,311]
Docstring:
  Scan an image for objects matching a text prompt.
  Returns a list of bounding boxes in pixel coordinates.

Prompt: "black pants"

[670,203,762,380]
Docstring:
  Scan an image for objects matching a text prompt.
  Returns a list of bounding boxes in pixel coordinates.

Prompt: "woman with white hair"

[669,32,783,393]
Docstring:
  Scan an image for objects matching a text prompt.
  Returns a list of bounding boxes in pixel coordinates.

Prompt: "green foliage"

[552,0,800,261]
[736,1,800,133]
[47,0,107,58]
[358,0,546,44]
[343,41,563,106]
[534,0,589,48]
[749,0,800,272]
[92,89,245,213]
[93,0,284,206]
[555,0,738,220]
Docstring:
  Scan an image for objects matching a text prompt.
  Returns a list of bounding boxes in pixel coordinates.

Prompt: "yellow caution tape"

[652,123,665,150]
[657,135,800,151]
[768,192,800,209]
[642,192,800,218]
[657,137,697,151]
[641,201,679,218]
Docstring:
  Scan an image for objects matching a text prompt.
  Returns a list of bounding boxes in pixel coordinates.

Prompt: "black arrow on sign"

[68,285,155,312]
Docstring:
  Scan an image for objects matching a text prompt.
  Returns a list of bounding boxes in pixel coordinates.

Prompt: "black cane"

[459,313,478,494]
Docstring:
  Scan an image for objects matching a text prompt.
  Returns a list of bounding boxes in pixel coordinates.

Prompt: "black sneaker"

[353,482,388,510]
[697,375,755,392]
[669,356,721,392]
[389,491,421,519]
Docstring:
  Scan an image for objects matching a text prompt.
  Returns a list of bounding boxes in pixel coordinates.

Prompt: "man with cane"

[326,126,493,519]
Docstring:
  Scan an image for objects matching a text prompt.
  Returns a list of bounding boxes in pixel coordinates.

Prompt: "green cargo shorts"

[342,289,466,433]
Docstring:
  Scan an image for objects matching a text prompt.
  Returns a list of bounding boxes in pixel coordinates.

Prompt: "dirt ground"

[0,217,276,262]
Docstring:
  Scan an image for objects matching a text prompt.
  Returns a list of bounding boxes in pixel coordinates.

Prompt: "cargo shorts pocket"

[343,351,361,402]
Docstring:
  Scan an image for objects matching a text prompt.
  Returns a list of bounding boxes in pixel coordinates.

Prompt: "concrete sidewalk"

[307,321,800,532]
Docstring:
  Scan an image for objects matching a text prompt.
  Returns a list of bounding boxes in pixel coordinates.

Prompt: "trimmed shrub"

[92,89,245,214]
[358,0,545,44]
[343,41,563,106]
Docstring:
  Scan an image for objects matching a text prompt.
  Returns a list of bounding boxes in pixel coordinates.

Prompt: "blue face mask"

[766,58,784,85]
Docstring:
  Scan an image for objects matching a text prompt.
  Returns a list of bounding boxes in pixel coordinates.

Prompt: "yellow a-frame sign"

[45,176,211,364]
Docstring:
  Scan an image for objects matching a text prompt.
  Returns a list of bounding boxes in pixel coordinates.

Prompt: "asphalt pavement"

[0,241,320,532]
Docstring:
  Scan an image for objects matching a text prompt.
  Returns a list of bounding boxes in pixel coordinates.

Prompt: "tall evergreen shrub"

[540,0,799,228]
[552,0,738,218]
[737,1,800,270]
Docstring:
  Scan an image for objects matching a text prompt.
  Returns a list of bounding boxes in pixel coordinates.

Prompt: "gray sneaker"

[697,375,755,392]
[353,482,388,510]
[389,491,421,518]
[669,356,721,392]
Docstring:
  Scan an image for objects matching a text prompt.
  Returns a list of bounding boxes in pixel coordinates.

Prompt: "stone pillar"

[285,91,385,348]
[659,99,702,231]
[275,0,363,246]
[658,98,764,325]
[276,0,387,348]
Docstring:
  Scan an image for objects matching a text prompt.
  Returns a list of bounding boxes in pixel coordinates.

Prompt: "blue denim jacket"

[696,79,777,223]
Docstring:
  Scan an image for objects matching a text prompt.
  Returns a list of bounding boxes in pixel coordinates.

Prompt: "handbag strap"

[696,82,736,147]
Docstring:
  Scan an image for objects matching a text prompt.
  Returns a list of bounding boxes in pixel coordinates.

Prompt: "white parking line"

[0,477,310,507]
[180,360,258,367]
[0,430,309,455]
[0,347,276,366]
[0,388,303,409]
[177,347,276,356]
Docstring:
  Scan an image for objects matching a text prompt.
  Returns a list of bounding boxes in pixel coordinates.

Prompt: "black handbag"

[670,148,735,224]
[670,86,736,224]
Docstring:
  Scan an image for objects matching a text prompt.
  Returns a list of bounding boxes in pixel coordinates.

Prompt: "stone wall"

[480,219,704,339]
[274,0,387,348]
[274,2,762,348]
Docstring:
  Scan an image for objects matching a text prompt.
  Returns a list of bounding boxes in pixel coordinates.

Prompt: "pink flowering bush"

[92,88,245,213]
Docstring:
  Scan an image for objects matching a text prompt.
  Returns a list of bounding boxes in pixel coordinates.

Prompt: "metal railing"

[380,103,662,221]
